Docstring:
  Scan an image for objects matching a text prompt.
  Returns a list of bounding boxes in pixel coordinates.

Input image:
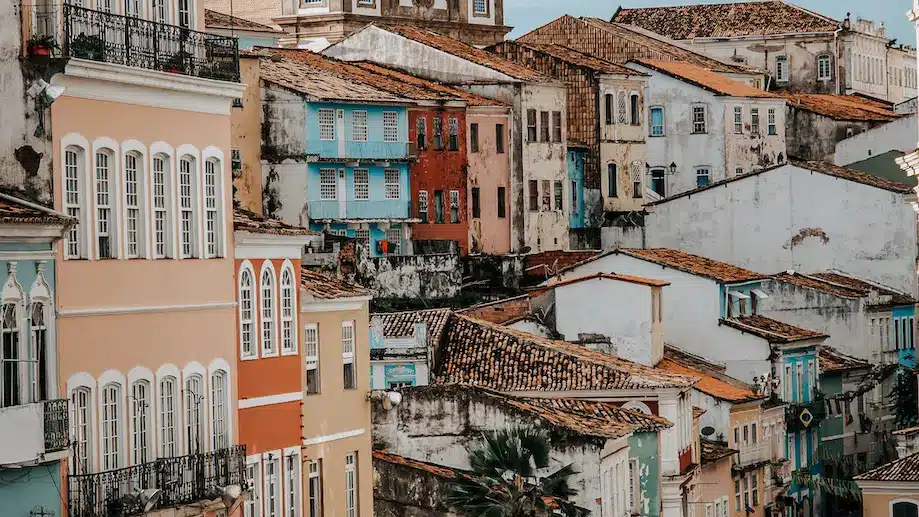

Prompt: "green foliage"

[447,427,590,517]
[888,367,918,429]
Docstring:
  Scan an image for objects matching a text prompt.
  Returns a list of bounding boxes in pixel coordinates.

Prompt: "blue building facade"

[892,304,917,367]
[304,102,415,257]
[567,146,586,230]
[780,344,823,517]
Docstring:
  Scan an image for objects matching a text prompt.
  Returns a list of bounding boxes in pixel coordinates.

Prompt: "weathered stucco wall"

[599,76,649,213]
[357,252,462,300]
[833,114,917,166]
[467,109,512,254]
[722,99,787,173]
[786,107,873,163]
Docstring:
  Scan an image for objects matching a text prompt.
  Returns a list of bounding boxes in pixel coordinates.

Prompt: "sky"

[504,0,915,44]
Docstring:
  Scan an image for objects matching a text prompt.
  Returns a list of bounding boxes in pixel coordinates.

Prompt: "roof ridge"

[822,269,913,297]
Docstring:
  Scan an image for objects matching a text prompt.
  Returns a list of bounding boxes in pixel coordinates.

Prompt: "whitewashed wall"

[691,389,732,441]
[833,115,917,166]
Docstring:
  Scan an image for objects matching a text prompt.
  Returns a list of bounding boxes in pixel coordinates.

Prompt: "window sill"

[649,133,665,138]
[281,349,299,357]
[261,352,280,359]
[240,355,259,361]
[690,132,708,135]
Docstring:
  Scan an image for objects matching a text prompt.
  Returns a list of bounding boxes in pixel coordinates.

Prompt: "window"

[608,163,618,198]
[784,364,792,401]
[632,165,642,199]
[541,180,550,210]
[231,148,242,173]
[177,0,190,27]
[570,181,578,215]
[185,374,204,453]
[239,266,257,359]
[319,109,335,141]
[131,380,151,464]
[261,266,277,357]
[776,55,789,82]
[158,376,178,458]
[473,0,487,14]
[418,191,428,223]
[768,109,777,135]
[629,458,639,514]
[449,190,460,224]
[734,106,743,133]
[496,124,505,153]
[618,91,627,123]
[204,159,221,258]
[285,453,301,517]
[265,456,280,517]
[734,478,741,512]
[29,302,48,402]
[605,93,614,125]
[818,55,832,80]
[497,187,506,218]
[342,321,356,389]
[553,181,563,211]
[470,123,479,153]
[651,168,665,197]
[211,370,228,450]
[471,188,481,218]
[71,388,92,474]
[245,461,261,517]
[742,474,749,508]
[629,93,639,125]
[751,423,757,443]
[351,169,369,201]
[355,231,370,251]
[384,169,400,200]
[152,0,168,23]
[526,110,537,142]
[796,362,804,401]
[650,107,664,136]
[345,453,358,517]
[528,181,538,211]
[383,111,398,143]
[416,117,426,150]
[386,228,402,255]
[892,502,919,517]
[751,108,760,134]
[124,153,144,258]
[352,111,368,142]
[152,155,173,259]
[540,111,550,142]
[433,117,444,151]
[692,105,706,133]
[308,461,322,517]
[434,190,445,224]
[449,118,459,151]
[64,147,84,259]
[319,169,337,200]
[751,472,758,505]
[178,156,197,259]
[280,267,296,355]
[305,323,319,395]
[696,167,710,187]
[552,111,562,142]
[101,382,122,471]
[95,150,116,259]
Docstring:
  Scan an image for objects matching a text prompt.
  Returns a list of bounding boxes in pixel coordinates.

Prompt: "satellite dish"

[134,487,162,513]
[701,426,715,437]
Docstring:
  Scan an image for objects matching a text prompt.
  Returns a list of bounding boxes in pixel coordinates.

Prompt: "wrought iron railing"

[43,399,69,452]
[62,3,240,82]
[68,445,246,517]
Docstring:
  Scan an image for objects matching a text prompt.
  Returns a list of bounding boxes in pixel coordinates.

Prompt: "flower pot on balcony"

[69,34,104,61]
[27,35,58,57]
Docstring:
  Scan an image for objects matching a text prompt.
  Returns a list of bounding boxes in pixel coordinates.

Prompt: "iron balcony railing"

[68,445,246,517]
[62,3,240,82]
[43,398,69,452]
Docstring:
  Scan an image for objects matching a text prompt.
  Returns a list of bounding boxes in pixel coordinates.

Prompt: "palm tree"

[446,426,590,517]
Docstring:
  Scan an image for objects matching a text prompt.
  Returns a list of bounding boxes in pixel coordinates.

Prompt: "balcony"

[734,443,767,468]
[307,200,412,221]
[785,400,827,433]
[68,445,246,517]
[59,4,240,82]
[0,399,69,465]
[311,140,418,162]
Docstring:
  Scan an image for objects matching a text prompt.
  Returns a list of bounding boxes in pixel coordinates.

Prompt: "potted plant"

[27,34,58,56]
[69,33,104,61]
[162,51,191,74]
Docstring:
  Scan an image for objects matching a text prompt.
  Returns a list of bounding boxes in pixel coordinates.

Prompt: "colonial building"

[368,308,451,389]
[204,9,286,49]
[855,452,919,517]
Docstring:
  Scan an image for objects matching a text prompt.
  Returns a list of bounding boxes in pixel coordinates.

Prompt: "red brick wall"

[460,296,531,324]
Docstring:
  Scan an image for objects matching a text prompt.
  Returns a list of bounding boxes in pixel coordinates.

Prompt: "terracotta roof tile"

[371,308,452,344]
[617,248,767,283]
[613,1,839,39]
[819,346,869,373]
[701,439,738,465]
[658,348,760,403]
[300,267,369,299]
[493,41,645,76]
[525,250,602,279]
[544,272,671,289]
[351,62,508,107]
[381,25,552,82]
[721,315,827,344]
[855,451,919,482]
[0,194,72,226]
[780,93,899,121]
[631,59,774,98]
[456,295,531,325]
[373,450,462,479]
[204,9,283,32]
[234,209,319,237]
[771,272,866,299]
[434,314,698,391]
[693,406,706,419]
[809,272,917,306]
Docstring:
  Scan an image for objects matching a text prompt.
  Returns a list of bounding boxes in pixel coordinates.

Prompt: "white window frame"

[93,146,119,260]
[284,447,302,517]
[305,323,319,395]
[473,0,487,15]
[156,369,180,458]
[209,369,228,451]
[767,109,777,136]
[203,157,223,259]
[383,111,399,143]
[70,383,95,474]
[98,374,127,472]
[776,55,789,82]
[319,169,337,201]
[129,376,153,465]
[695,167,710,187]
[260,261,279,358]
[239,261,259,360]
[352,110,368,142]
[691,105,707,133]
[345,452,358,517]
[177,153,200,259]
[733,106,743,133]
[183,370,206,454]
[318,109,335,141]
[264,452,281,517]
[342,321,355,390]
[150,149,175,259]
[63,141,89,260]
[384,169,400,200]
[417,190,428,221]
[353,169,369,201]
[818,54,832,81]
[122,142,148,260]
[280,261,298,356]
[245,455,263,517]
[750,108,760,134]
[649,106,664,136]
[308,460,322,517]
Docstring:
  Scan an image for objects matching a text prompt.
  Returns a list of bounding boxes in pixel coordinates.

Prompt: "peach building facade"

[467,108,512,254]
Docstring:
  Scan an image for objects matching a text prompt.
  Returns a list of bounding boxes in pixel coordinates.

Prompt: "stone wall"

[357,252,462,300]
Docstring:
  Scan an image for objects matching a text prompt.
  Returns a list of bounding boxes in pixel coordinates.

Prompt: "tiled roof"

[233,209,318,236]
[497,41,644,76]
[525,250,602,279]
[543,272,671,289]
[351,62,508,107]
[819,346,869,373]
[204,9,283,32]
[809,272,917,305]
[0,193,72,226]
[434,315,698,391]
[721,315,827,344]
[771,271,866,299]
[630,59,775,98]
[613,1,838,39]
[701,439,738,465]
[381,25,552,82]
[372,308,452,344]
[855,451,919,482]
[780,93,899,122]
[616,248,767,283]
[658,347,760,403]
[257,48,409,103]
[510,395,673,435]
[693,406,706,419]
[456,295,531,325]
[300,267,369,299]
[373,450,462,479]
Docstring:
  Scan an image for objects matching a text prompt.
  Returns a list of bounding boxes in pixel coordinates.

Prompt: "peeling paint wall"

[599,75,649,213]
[629,432,662,517]
[785,106,873,162]
[722,99,787,173]
[646,163,918,296]
[357,253,461,300]
[690,390,732,441]
[467,109,512,254]
[231,57,264,213]
[372,457,460,517]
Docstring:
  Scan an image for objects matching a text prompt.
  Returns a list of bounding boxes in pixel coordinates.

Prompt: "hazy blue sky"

[505,0,916,44]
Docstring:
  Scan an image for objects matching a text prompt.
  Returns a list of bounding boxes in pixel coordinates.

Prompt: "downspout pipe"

[834,26,843,95]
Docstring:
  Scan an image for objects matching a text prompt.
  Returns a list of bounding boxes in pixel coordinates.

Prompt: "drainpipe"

[834,27,843,95]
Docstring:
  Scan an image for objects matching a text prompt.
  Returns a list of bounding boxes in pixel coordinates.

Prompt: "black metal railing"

[43,399,69,452]
[62,3,240,82]
[68,445,246,517]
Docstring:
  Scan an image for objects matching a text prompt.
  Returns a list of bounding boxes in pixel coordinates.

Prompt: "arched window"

[617,90,627,124]
[210,370,228,450]
[893,501,919,517]
[607,163,618,198]
[622,400,652,415]
[203,158,222,258]
[184,374,204,454]
[158,375,178,457]
[1,300,21,407]
[178,155,199,259]
[95,149,118,259]
[71,387,93,474]
[280,264,296,355]
[30,301,48,402]
[64,146,86,259]
[151,0,169,23]
[629,93,640,126]
[152,154,174,259]
[260,263,278,357]
[123,151,146,259]
[605,93,614,125]
[239,264,257,360]
[101,382,123,471]
[130,379,152,464]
